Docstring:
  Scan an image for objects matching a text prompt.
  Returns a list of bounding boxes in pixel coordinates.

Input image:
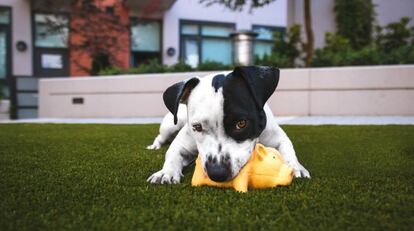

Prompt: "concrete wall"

[287,0,414,48]
[0,100,10,120]
[1,0,33,76]
[162,0,287,65]
[39,65,414,118]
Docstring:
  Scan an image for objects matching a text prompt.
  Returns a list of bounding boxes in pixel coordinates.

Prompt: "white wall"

[162,0,287,65]
[287,0,335,48]
[1,0,33,76]
[39,65,414,118]
[374,0,414,27]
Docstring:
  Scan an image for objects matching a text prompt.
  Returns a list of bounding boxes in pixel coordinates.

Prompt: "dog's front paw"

[289,162,311,178]
[146,143,161,150]
[147,169,182,184]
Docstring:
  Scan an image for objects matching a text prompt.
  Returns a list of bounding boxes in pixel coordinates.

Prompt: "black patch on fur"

[221,66,279,142]
[163,77,200,124]
[218,143,222,153]
[212,74,225,92]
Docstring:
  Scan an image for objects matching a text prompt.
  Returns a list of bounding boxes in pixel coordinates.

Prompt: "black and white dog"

[147,66,310,184]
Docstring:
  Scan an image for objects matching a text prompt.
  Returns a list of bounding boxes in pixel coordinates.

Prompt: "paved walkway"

[1,116,414,125]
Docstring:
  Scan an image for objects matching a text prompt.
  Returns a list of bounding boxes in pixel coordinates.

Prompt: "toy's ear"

[163,77,200,124]
[254,144,267,161]
[233,66,280,109]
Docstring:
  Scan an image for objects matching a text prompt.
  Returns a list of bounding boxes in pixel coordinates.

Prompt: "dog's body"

[147,66,310,184]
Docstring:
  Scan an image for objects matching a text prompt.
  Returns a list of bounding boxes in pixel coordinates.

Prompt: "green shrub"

[99,67,124,76]
[98,59,232,76]
[312,20,414,67]
[197,60,233,71]
[376,17,413,53]
[255,24,304,68]
[130,59,168,74]
[312,33,354,67]
[167,62,194,72]
[334,0,375,49]
[255,53,291,68]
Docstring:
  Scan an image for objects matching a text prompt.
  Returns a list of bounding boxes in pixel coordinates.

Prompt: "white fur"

[147,73,310,184]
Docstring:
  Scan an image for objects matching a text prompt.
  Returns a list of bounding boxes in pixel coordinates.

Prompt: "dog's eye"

[192,123,203,132]
[235,120,247,130]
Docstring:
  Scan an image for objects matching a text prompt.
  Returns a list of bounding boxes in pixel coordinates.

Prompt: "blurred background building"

[0,0,413,119]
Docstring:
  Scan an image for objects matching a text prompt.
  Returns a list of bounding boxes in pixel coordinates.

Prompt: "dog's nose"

[206,162,230,182]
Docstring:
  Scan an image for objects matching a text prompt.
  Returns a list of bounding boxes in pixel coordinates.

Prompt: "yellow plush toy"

[191,144,294,192]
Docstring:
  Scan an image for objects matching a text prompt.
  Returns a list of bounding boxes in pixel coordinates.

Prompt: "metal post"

[230,30,258,66]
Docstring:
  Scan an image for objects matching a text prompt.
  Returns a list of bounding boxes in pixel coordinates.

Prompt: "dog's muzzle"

[205,161,231,182]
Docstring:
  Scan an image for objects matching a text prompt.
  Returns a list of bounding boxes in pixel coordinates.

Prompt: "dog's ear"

[233,66,280,109]
[163,77,200,124]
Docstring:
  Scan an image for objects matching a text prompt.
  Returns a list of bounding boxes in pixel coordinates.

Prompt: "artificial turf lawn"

[0,124,413,230]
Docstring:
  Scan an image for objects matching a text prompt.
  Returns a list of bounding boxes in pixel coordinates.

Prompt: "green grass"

[0,124,413,230]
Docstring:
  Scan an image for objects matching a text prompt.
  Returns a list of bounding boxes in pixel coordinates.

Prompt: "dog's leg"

[260,124,310,178]
[260,106,310,178]
[260,123,310,178]
[147,113,181,150]
[147,105,187,150]
[276,125,310,178]
[147,124,197,184]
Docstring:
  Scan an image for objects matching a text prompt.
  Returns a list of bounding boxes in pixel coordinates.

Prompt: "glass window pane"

[131,21,160,52]
[253,26,274,40]
[35,14,69,48]
[201,38,232,64]
[201,25,232,37]
[17,93,38,107]
[17,78,38,91]
[0,8,10,24]
[1,84,10,99]
[184,39,199,68]
[182,24,198,35]
[18,109,38,119]
[0,30,6,79]
[254,41,273,58]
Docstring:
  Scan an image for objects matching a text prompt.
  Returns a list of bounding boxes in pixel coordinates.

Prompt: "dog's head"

[163,66,280,182]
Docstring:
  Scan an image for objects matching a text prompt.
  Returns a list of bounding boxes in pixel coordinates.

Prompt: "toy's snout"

[205,155,231,182]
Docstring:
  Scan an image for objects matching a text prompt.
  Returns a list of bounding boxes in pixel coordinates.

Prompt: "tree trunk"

[304,0,314,67]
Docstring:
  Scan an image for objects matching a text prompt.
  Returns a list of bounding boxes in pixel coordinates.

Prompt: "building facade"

[0,0,287,118]
[1,0,413,119]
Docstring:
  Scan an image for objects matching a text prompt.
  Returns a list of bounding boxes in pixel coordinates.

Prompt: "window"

[0,30,7,81]
[180,21,234,68]
[33,13,70,77]
[0,7,11,99]
[130,19,161,67]
[253,25,285,58]
[0,8,10,24]
[34,13,69,48]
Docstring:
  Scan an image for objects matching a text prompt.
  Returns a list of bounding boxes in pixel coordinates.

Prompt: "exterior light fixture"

[16,41,28,52]
[167,47,176,57]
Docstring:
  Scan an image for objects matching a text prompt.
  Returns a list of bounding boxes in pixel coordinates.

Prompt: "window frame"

[0,6,12,101]
[179,20,235,66]
[129,18,163,67]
